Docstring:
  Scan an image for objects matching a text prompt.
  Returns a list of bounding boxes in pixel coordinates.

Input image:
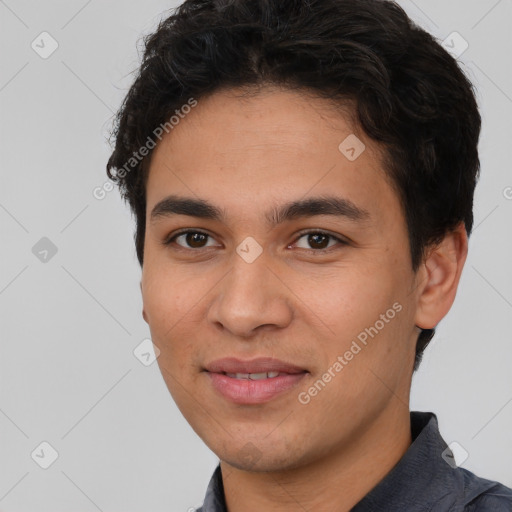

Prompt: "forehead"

[145,87,399,226]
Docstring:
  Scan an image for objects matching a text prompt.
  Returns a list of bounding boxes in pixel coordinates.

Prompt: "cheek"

[141,272,196,364]
[311,268,398,338]
[308,265,413,385]
[142,263,195,326]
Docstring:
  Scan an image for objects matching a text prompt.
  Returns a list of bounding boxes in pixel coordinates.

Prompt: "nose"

[207,253,294,338]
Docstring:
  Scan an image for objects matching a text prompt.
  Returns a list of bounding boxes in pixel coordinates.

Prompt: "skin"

[140,86,468,511]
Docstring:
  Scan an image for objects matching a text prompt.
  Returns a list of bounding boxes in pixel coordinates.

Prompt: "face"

[141,87,422,472]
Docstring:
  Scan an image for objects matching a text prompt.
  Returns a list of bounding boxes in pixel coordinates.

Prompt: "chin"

[217,440,311,474]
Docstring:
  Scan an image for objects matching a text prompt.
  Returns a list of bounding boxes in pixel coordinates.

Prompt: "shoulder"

[458,467,512,511]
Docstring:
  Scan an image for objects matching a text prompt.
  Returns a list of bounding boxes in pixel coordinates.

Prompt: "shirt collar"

[200,462,227,512]
[351,411,459,511]
[199,411,460,512]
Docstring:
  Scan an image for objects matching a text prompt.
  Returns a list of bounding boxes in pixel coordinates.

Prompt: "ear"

[414,222,468,330]
[140,280,148,323]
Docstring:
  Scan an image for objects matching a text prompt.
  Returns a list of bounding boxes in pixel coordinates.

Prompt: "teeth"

[225,371,281,379]
[250,372,270,380]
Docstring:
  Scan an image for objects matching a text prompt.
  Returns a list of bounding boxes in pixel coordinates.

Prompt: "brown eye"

[165,230,218,249]
[306,233,330,249]
[292,231,346,251]
[184,232,208,248]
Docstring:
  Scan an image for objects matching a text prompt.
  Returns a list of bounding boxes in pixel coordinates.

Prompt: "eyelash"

[163,229,348,252]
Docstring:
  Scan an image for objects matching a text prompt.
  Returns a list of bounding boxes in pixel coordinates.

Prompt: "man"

[106,0,512,510]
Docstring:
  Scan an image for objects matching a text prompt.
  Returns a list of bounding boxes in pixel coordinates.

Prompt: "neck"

[220,404,412,512]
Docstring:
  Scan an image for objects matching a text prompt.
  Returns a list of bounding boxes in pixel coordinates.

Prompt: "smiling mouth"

[204,356,308,375]
[223,371,293,379]
[205,370,308,405]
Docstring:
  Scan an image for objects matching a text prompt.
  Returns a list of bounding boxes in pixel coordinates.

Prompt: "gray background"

[0,1,511,510]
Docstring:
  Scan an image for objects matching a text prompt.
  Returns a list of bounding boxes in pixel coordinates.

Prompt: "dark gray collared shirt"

[196,411,512,511]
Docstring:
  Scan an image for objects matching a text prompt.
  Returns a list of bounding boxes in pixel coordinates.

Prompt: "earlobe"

[140,280,148,323]
[414,223,468,330]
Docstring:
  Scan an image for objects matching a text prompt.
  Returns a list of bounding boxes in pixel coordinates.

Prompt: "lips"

[203,357,309,404]
[204,357,307,375]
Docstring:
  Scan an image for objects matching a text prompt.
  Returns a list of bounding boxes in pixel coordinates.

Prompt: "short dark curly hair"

[106,0,481,371]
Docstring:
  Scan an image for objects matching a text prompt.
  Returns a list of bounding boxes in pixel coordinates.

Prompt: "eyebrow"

[149,194,370,226]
